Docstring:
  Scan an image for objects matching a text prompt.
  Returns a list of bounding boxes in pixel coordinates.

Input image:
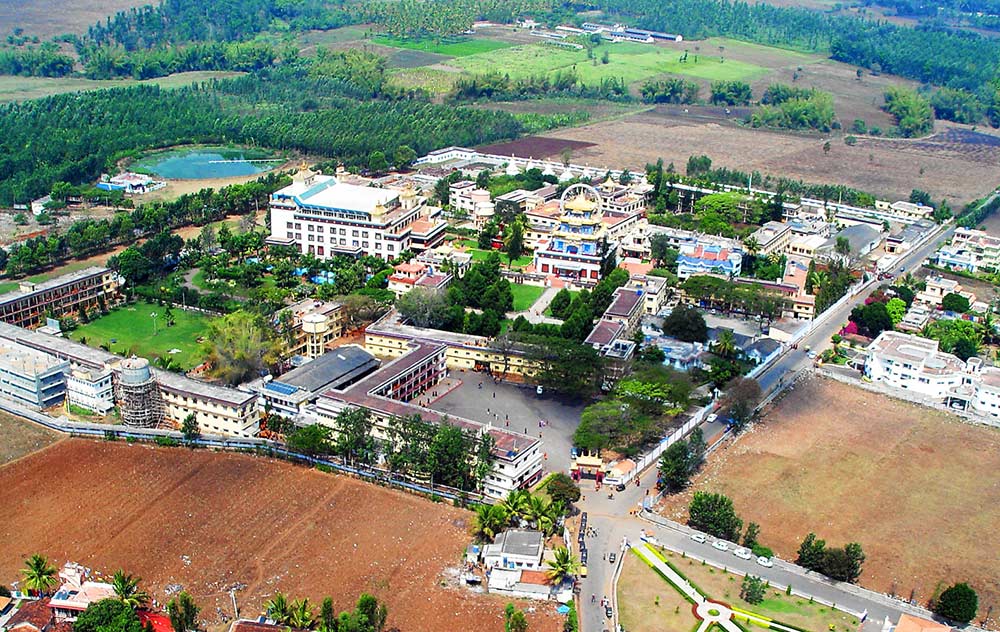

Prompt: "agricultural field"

[0,0,148,39]
[0,411,58,465]
[663,376,1000,617]
[69,300,214,370]
[0,440,563,632]
[373,35,513,57]
[539,109,1000,204]
[0,71,245,103]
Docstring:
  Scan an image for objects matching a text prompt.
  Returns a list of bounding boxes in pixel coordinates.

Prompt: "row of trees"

[286,408,496,493]
[265,591,390,632]
[796,532,866,583]
[472,487,572,540]
[451,70,629,102]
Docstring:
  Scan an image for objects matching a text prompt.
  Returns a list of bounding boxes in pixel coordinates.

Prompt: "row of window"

[288,222,379,239]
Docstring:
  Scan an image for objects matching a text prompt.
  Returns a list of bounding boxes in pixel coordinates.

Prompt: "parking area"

[431,369,586,476]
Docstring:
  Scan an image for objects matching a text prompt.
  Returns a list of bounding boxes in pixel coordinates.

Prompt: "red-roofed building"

[387,261,453,298]
[137,611,173,632]
[5,599,53,632]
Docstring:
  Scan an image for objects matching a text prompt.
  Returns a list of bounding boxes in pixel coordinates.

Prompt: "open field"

[663,375,1000,616]
[0,439,562,632]
[511,283,546,311]
[454,41,769,87]
[0,71,245,103]
[538,110,1000,204]
[69,301,214,369]
[373,35,512,57]
[0,411,58,465]
[618,552,699,632]
[654,549,860,632]
[0,0,148,39]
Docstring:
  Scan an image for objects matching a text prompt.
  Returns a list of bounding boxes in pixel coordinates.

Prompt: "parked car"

[712,540,729,552]
[807,351,817,359]
[609,552,617,564]
[733,547,752,560]
[605,606,613,619]
[707,413,718,423]
[690,533,706,544]
[756,556,774,568]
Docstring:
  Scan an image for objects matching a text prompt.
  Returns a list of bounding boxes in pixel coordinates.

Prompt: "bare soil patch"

[543,111,1000,204]
[0,412,58,465]
[0,440,561,632]
[660,375,1000,621]
[478,137,597,159]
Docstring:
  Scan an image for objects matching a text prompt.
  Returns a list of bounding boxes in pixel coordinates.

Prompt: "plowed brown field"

[0,439,561,632]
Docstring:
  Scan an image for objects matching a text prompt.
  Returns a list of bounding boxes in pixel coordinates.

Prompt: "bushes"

[795,533,866,583]
[882,87,933,138]
[688,492,742,541]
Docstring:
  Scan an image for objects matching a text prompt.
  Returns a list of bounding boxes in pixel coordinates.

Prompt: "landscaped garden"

[69,300,215,370]
[623,544,860,632]
[510,283,545,311]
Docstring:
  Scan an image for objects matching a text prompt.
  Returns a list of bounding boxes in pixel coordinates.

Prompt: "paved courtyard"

[431,369,586,476]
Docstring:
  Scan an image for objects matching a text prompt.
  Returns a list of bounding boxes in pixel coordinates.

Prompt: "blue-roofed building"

[676,242,743,280]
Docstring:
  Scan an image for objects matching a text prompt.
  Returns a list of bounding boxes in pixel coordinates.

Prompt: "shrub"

[934,583,978,624]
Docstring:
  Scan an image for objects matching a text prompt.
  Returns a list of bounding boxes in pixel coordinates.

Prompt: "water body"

[135,146,279,179]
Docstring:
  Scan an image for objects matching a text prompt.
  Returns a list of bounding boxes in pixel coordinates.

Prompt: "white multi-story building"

[864,331,971,400]
[267,168,446,260]
[749,221,792,256]
[0,340,69,409]
[935,227,1000,274]
[66,366,114,414]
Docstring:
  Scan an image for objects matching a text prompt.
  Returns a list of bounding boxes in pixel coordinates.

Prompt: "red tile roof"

[7,599,52,632]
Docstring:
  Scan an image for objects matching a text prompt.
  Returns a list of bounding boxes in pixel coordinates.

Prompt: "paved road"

[576,220,957,632]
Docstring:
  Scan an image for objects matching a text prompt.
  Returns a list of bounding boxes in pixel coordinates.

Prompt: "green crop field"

[510,283,545,311]
[373,35,512,57]
[70,300,215,370]
[454,42,768,86]
[389,67,460,93]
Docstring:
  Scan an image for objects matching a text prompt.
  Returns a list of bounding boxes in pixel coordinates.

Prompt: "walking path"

[507,286,564,325]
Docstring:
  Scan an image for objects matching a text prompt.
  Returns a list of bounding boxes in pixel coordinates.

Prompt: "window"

[339,228,346,235]
[352,230,359,237]
[308,234,314,241]
[318,236,324,243]
[316,225,324,233]
[308,225,314,232]
[287,232,294,239]
[362,242,369,248]
[286,221,293,228]
[295,223,301,229]
[363,231,369,238]
[340,238,346,245]
[387,244,395,252]
[295,233,302,240]
[318,246,324,256]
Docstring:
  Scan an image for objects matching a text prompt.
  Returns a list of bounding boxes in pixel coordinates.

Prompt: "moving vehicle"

[608,552,617,564]
[605,605,613,619]
[756,556,774,568]
[707,413,718,423]
[690,533,706,544]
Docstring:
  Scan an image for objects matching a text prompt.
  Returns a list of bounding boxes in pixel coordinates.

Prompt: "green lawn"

[69,301,215,370]
[510,283,546,312]
[373,35,512,57]
[456,241,533,268]
[455,42,768,86]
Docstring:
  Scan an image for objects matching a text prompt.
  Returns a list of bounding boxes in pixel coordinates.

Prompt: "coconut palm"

[112,571,149,609]
[537,500,566,536]
[498,489,530,524]
[544,546,582,584]
[743,236,760,258]
[808,270,829,293]
[472,504,509,541]
[288,598,315,629]
[21,554,58,596]
[266,592,292,624]
[712,329,738,359]
[522,495,550,529]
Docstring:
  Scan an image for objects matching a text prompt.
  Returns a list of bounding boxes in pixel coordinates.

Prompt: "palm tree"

[288,599,315,630]
[743,235,760,258]
[498,489,529,524]
[522,495,549,529]
[538,500,565,536]
[544,546,582,584]
[808,270,828,293]
[712,329,738,359]
[473,504,509,541]
[112,571,149,609]
[266,592,292,625]
[21,554,58,596]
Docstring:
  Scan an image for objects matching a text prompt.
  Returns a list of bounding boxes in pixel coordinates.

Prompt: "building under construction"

[113,356,164,428]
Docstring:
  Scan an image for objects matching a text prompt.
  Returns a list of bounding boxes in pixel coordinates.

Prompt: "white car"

[707,413,718,423]
[711,540,729,552]
[733,547,752,560]
[690,533,706,544]
[756,556,774,568]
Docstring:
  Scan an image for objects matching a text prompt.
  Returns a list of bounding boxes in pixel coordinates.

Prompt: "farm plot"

[0,412,58,465]
[0,440,563,632]
[541,110,1000,204]
[662,375,1000,618]
[0,0,148,39]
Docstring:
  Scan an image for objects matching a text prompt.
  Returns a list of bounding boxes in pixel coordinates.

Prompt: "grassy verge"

[511,283,545,311]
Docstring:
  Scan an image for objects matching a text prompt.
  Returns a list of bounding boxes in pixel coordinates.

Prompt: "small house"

[482,529,544,570]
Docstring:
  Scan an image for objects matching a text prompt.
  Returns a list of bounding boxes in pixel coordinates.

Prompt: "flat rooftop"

[605,287,643,318]
[0,266,109,306]
[274,346,379,394]
[273,174,399,214]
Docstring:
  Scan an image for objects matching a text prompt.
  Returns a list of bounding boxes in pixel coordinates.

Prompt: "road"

[576,220,957,632]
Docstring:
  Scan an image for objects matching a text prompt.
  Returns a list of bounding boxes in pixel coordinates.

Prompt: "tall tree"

[167,591,199,632]
[111,571,149,610]
[20,554,58,595]
[934,583,978,624]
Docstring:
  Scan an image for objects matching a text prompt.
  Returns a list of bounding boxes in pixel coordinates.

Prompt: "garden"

[69,300,215,370]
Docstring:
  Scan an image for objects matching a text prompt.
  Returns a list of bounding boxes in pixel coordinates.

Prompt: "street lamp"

[151,311,158,337]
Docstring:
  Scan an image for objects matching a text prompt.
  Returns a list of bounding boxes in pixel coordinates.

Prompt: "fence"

[0,398,487,505]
